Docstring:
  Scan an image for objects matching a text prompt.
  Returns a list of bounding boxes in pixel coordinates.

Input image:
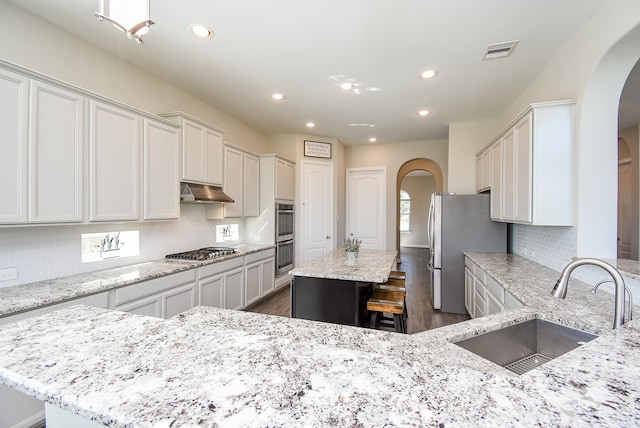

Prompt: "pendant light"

[95,0,154,45]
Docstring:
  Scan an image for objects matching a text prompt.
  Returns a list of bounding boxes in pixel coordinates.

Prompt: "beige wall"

[346,139,448,249]
[0,1,268,154]
[399,175,435,247]
[619,124,640,259]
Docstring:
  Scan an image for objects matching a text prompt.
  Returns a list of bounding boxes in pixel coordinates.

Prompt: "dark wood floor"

[246,247,469,333]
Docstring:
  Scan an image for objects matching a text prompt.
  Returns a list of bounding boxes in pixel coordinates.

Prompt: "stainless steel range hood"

[180,182,234,203]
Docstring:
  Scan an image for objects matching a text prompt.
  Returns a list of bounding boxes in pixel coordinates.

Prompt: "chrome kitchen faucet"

[551,258,628,329]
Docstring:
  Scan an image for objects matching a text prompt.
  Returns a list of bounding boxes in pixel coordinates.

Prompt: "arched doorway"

[396,159,444,258]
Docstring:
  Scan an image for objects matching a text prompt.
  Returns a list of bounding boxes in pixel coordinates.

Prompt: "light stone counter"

[0,253,639,426]
[0,244,274,318]
[288,249,398,283]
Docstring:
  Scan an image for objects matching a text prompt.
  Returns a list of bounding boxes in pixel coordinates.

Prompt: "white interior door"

[346,167,386,249]
[301,160,333,264]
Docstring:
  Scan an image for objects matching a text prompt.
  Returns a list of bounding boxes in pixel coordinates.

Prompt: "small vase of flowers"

[344,234,362,265]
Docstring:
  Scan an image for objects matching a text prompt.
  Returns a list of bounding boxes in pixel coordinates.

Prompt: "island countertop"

[288,249,398,283]
[1,253,640,427]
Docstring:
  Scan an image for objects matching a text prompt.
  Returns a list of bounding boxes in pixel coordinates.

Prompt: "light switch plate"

[0,267,18,281]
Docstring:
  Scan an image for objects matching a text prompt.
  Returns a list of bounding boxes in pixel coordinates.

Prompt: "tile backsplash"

[0,205,243,288]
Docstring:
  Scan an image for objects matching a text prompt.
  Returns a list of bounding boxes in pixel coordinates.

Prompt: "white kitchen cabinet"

[198,256,245,310]
[487,100,575,225]
[464,256,524,319]
[143,118,180,220]
[113,269,196,318]
[276,157,295,201]
[29,80,85,223]
[89,100,140,222]
[224,143,260,218]
[0,68,29,224]
[244,249,276,306]
[474,149,491,193]
[160,112,224,186]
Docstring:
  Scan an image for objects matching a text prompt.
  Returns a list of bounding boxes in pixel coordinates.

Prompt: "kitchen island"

[0,253,639,426]
[288,249,397,327]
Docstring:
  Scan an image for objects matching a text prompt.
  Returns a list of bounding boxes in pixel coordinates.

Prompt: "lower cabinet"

[464,256,523,318]
[113,270,196,318]
[245,249,276,307]
[198,256,245,310]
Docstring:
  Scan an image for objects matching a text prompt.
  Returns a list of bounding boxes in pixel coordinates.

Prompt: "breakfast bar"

[288,249,397,327]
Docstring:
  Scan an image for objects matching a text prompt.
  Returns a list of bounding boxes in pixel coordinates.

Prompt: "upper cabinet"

[483,100,576,226]
[89,100,140,222]
[224,143,260,218]
[0,69,29,224]
[143,118,180,220]
[275,157,295,201]
[160,113,224,187]
[29,81,84,223]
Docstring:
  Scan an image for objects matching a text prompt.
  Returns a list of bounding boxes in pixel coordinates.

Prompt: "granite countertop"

[0,243,274,318]
[288,249,398,283]
[0,252,639,426]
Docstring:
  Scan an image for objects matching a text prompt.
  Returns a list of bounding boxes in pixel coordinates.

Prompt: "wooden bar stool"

[378,277,406,292]
[367,288,407,333]
[389,270,406,280]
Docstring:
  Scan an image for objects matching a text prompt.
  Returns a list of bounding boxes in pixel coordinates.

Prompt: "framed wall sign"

[304,140,332,159]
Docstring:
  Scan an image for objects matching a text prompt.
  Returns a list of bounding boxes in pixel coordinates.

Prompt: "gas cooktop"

[165,247,239,261]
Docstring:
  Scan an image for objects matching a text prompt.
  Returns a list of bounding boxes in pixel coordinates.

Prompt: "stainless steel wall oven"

[275,203,294,275]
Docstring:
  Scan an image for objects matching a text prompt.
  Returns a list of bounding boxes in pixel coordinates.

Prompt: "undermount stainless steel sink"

[454,319,598,375]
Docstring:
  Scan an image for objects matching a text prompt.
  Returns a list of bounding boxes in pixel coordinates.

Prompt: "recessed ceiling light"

[418,109,431,117]
[419,70,438,79]
[271,93,286,101]
[306,122,316,128]
[190,24,213,39]
[340,82,355,91]
[369,137,377,143]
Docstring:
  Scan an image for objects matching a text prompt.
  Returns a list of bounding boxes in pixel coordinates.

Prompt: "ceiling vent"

[482,40,519,60]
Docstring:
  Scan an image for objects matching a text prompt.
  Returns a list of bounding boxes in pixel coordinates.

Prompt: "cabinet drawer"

[485,275,504,302]
[464,257,475,272]
[199,256,244,278]
[245,248,275,264]
[114,270,196,306]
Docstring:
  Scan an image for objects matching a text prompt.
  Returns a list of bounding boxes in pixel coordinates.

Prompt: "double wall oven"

[275,203,294,276]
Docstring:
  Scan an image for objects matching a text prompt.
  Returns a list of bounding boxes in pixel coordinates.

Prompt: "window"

[400,189,411,232]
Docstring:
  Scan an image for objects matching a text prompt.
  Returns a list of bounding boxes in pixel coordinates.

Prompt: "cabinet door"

[89,100,140,221]
[489,140,502,220]
[475,156,482,193]
[116,294,162,318]
[0,69,29,224]
[261,257,275,297]
[245,262,262,306]
[502,129,515,221]
[224,146,244,218]
[199,275,224,308]
[163,283,196,318]
[204,127,223,186]
[182,119,205,183]
[224,268,244,310]
[276,159,295,201]
[144,119,180,220]
[514,113,532,223]
[464,267,475,317]
[244,153,260,217]
[29,81,84,223]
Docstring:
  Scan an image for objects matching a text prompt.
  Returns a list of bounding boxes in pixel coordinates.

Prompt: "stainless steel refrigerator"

[427,193,506,314]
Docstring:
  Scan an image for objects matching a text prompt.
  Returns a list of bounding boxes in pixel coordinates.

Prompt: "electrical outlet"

[0,267,18,281]
[530,250,536,258]
[254,235,262,241]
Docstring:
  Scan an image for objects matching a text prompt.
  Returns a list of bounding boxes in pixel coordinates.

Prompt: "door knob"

[326,235,331,239]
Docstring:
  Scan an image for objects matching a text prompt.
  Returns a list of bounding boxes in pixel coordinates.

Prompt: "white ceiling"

[11,0,636,146]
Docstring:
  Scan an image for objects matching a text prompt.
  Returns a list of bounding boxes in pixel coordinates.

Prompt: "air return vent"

[482,40,519,60]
